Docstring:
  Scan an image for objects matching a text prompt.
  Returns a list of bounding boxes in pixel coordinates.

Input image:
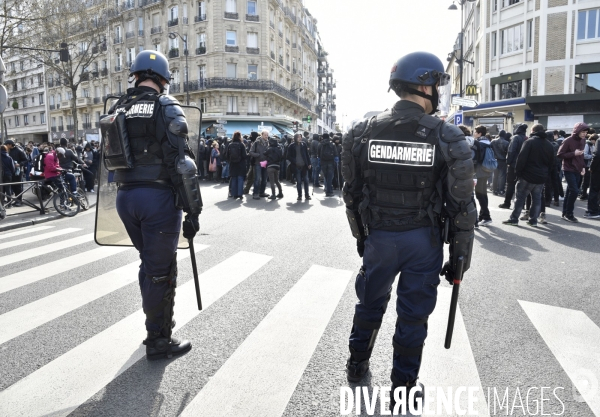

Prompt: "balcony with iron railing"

[48,80,55,88]
[292,43,297,49]
[168,49,179,58]
[100,68,108,77]
[246,14,259,22]
[82,122,92,129]
[151,26,162,34]
[138,29,144,36]
[66,124,74,130]
[196,46,206,55]
[126,31,135,39]
[269,21,275,29]
[93,97,101,104]
[270,51,275,60]
[278,30,283,38]
[92,44,107,54]
[80,72,91,82]
[167,18,178,27]
[139,0,162,7]
[76,97,92,106]
[115,65,122,71]
[50,104,56,110]
[170,83,181,93]
[286,38,290,45]
[57,125,64,131]
[225,45,239,53]
[286,65,290,72]
[224,12,239,19]
[51,126,57,132]
[195,14,207,22]
[114,37,123,44]
[279,56,283,65]
[247,47,259,54]
[123,0,135,10]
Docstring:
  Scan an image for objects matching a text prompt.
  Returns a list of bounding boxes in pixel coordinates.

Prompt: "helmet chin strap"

[403,87,439,115]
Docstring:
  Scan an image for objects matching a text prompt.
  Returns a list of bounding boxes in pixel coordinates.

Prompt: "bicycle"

[35,171,81,217]
[71,164,90,211]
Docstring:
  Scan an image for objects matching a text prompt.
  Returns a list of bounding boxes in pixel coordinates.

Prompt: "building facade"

[43,0,336,141]
[2,54,49,143]
[446,0,600,134]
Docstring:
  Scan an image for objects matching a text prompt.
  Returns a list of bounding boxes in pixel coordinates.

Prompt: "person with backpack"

[472,125,495,226]
[318,132,338,197]
[502,124,555,227]
[265,136,284,200]
[226,131,247,200]
[499,123,528,209]
[491,130,509,195]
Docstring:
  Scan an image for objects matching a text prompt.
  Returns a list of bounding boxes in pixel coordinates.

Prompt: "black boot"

[346,345,374,383]
[389,379,425,414]
[144,331,192,360]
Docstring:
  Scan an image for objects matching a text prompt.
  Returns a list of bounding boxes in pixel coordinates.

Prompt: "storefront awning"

[272,123,295,136]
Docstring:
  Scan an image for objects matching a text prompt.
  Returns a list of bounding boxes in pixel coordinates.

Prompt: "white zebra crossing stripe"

[0,251,272,417]
[0,227,81,251]
[0,244,208,345]
[519,300,600,416]
[0,234,94,268]
[0,246,132,295]
[180,265,352,417]
[0,225,54,240]
[418,286,490,416]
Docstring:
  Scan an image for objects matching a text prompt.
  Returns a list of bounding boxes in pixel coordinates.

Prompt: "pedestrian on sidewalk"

[491,130,509,195]
[579,132,596,200]
[226,131,248,200]
[286,133,312,201]
[585,134,600,219]
[472,125,493,226]
[1,145,16,203]
[249,130,270,199]
[502,125,555,227]
[265,136,284,199]
[499,123,528,209]
[558,122,588,222]
[318,133,338,197]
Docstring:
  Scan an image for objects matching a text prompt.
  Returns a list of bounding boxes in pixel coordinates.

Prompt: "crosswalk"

[0,228,598,417]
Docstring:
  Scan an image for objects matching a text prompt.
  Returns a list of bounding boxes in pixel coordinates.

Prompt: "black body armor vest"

[357,112,444,233]
[112,88,170,184]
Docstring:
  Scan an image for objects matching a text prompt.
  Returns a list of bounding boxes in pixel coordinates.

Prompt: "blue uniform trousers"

[116,187,182,332]
[349,227,442,383]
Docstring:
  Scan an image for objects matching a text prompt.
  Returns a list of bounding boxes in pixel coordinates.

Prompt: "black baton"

[188,239,203,311]
[444,256,465,349]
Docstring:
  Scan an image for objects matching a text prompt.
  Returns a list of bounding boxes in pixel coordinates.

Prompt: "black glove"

[357,240,365,258]
[440,262,456,285]
[182,214,200,240]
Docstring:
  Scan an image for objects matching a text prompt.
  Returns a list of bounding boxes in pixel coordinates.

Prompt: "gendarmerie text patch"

[368,140,435,167]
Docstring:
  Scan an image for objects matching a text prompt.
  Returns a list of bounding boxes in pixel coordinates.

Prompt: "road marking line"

[0,246,132,295]
[0,225,55,240]
[520,300,600,416]
[0,251,271,417]
[0,245,208,345]
[0,234,94,268]
[180,265,352,417]
[417,286,490,416]
[0,227,81,251]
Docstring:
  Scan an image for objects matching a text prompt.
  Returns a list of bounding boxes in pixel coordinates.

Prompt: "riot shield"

[94,102,202,248]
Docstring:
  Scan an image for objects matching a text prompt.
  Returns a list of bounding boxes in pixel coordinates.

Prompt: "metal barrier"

[0,179,48,217]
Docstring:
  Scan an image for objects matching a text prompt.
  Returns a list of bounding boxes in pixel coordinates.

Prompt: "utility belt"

[118,180,173,192]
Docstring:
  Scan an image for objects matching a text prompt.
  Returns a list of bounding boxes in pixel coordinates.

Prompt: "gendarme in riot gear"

[97,50,203,360]
[341,51,476,411]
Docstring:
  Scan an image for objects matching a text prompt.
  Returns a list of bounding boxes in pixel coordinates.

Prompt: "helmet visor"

[418,70,451,87]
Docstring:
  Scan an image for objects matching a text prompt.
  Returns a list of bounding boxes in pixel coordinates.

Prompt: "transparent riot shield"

[94,102,202,248]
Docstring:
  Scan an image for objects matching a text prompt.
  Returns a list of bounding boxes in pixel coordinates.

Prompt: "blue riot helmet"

[129,50,171,93]
[388,52,450,115]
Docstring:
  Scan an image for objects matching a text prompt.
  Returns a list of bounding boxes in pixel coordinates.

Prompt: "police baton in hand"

[188,239,203,311]
[444,256,465,349]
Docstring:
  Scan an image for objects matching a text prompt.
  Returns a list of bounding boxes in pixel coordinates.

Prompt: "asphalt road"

[0,179,598,417]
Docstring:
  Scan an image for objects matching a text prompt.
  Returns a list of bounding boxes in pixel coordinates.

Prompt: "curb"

[0,203,96,233]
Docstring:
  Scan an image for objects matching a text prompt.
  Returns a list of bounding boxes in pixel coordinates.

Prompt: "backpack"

[321,142,335,161]
[33,153,46,174]
[228,142,242,163]
[481,145,498,173]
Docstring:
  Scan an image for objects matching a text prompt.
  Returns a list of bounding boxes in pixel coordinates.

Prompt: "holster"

[346,208,365,242]
[449,230,474,273]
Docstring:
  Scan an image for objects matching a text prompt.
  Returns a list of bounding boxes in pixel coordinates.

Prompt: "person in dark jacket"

[286,133,312,201]
[265,137,284,199]
[585,134,600,219]
[4,139,27,206]
[545,131,562,206]
[491,130,509,195]
[58,138,85,172]
[499,123,528,209]
[503,125,555,226]
[1,144,16,203]
[249,130,270,199]
[558,122,588,222]
[309,133,322,187]
[226,131,248,199]
[318,133,338,197]
[580,133,596,200]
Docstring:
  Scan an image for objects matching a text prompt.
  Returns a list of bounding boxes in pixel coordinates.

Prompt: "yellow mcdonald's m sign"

[465,85,478,96]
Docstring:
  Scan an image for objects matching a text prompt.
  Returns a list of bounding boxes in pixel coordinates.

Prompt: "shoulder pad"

[418,114,444,129]
[159,94,181,106]
[163,102,185,119]
[439,122,466,143]
[351,117,371,139]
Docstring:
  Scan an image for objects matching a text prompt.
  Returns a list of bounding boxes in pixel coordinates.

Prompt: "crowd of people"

[195,130,343,201]
[1,138,101,207]
[459,122,598,226]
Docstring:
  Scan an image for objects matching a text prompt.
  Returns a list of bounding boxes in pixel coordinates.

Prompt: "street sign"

[216,120,227,124]
[213,124,223,128]
[451,96,478,108]
[455,112,463,126]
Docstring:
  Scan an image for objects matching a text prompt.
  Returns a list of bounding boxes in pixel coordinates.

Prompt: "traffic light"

[59,43,69,62]
[292,121,299,132]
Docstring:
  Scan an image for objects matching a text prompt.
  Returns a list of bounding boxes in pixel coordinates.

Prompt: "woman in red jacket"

[43,145,78,195]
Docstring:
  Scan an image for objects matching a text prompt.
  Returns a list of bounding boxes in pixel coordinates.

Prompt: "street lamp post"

[168,32,189,105]
[448,0,476,99]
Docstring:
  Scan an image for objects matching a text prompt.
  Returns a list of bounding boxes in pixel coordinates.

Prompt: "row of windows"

[10,94,45,109]
[6,113,46,128]
[490,21,533,57]
[491,0,520,12]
